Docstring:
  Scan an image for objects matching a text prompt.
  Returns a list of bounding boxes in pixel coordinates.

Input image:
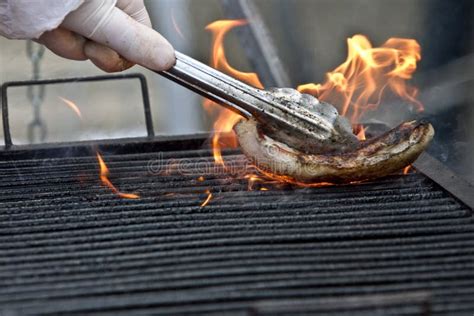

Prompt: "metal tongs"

[158,52,358,154]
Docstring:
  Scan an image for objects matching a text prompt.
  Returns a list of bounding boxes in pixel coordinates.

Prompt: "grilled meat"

[235,117,434,184]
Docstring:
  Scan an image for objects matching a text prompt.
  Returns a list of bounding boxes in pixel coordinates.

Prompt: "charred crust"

[235,117,434,184]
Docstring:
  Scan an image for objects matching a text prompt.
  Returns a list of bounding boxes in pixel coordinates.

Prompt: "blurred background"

[0,0,472,182]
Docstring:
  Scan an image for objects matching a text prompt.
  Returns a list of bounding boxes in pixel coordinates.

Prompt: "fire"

[200,190,213,207]
[204,20,423,184]
[353,124,367,141]
[403,165,412,175]
[96,153,139,199]
[58,99,139,198]
[204,20,263,166]
[245,174,265,191]
[171,7,185,40]
[59,97,82,119]
[297,34,423,124]
[206,20,263,88]
[258,169,334,188]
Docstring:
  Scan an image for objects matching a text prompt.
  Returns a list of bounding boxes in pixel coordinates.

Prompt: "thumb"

[62,1,175,71]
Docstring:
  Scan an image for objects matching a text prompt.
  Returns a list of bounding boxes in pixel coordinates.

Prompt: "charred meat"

[235,117,434,184]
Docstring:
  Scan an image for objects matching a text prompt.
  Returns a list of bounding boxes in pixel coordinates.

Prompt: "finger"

[38,28,88,61]
[84,41,134,73]
[63,6,175,71]
[116,0,152,27]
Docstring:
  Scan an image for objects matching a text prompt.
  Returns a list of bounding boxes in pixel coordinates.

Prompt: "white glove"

[0,0,175,72]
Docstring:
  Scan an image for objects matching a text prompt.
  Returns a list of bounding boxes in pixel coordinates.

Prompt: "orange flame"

[204,20,263,165]
[245,174,265,191]
[59,97,82,119]
[96,153,139,199]
[403,165,412,175]
[206,20,263,88]
[353,124,367,141]
[200,190,213,207]
[297,34,423,124]
[204,20,423,185]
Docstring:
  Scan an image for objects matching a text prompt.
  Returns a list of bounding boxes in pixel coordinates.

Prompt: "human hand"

[38,0,175,72]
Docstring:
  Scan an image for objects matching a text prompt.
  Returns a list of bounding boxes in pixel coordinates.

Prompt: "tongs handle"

[159,51,273,120]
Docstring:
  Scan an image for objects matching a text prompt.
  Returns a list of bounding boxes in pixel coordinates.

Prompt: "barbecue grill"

[0,73,473,316]
[1,2,473,314]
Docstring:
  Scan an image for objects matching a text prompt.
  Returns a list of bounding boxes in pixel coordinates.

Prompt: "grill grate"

[0,140,472,316]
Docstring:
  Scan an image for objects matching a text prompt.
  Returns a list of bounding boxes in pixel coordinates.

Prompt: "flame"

[204,20,423,185]
[206,20,263,88]
[171,7,185,40]
[353,124,367,141]
[96,153,139,199]
[297,35,423,124]
[258,169,334,188]
[204,20,263,166]
[245,174,265,191]
[200,190,213,207]
[59,97,82,119]
[403,165,412,175]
